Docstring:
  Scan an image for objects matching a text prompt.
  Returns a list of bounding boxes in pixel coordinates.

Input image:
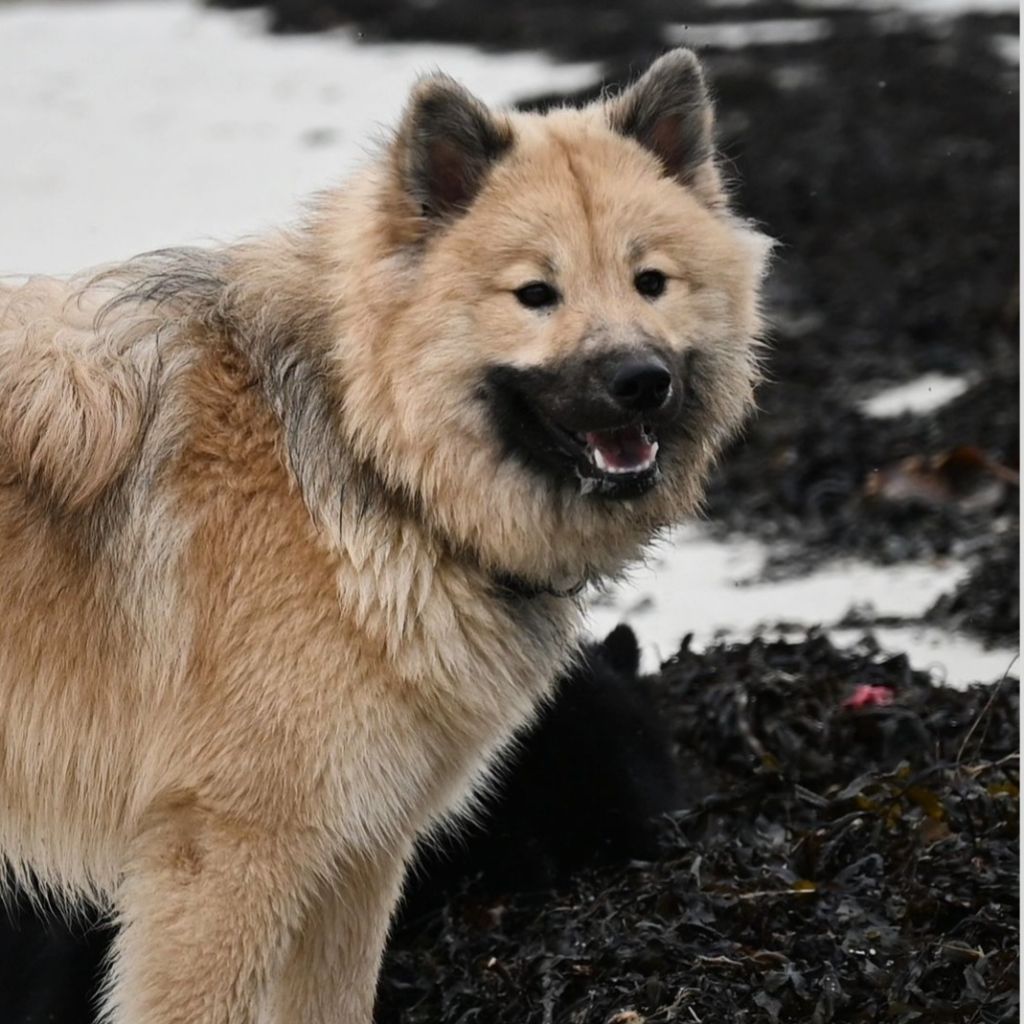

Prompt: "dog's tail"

[0,275,164,512]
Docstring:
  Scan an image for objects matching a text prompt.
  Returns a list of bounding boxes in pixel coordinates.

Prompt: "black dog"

[400,623,680,920]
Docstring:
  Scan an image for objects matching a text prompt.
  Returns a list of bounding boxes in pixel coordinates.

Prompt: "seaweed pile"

[378,632,1019,1024]
[928,529,1020,649]
[691,22,1018,575]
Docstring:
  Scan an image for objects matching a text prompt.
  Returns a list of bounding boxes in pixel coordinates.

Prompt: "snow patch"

[667,19,831,50]
[993,33,1020,65]
[0,0,598,275]
[585,525,1016,688]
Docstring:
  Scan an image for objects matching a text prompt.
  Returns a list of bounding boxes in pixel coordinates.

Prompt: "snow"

[993,33,1020,65]
[666,19,831,50]
[670,0,1018,52]
[1,0,1016,688]
[585,526,1010,688]
[0,0,598,276]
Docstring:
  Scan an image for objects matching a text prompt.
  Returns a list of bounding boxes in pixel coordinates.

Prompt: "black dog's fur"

[400,624,680,922]
[0,626,679,1022]
[0,887,112,1024]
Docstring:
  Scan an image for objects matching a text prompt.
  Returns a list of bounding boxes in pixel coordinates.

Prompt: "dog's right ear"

[394,74,513,225]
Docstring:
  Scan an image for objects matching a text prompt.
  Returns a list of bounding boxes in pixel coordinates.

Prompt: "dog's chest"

[350,590,583,842]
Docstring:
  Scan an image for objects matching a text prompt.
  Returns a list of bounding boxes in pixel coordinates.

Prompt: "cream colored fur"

[0,50,768,1023]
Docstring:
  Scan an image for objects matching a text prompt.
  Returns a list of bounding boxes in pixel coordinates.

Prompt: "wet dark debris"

[378,632,1019,1024]
[928,529,1021,649]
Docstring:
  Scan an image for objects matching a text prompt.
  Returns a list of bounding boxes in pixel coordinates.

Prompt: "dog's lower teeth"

[588,440,659,475]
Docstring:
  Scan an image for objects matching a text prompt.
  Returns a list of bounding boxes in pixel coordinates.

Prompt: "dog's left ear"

[395,74,513,224]
[607,49,722,204]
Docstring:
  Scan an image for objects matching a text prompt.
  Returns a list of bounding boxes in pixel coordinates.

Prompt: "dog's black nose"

[608,358,673,413]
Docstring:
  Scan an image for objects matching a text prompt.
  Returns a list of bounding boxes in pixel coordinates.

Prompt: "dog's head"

[331,50,771,587]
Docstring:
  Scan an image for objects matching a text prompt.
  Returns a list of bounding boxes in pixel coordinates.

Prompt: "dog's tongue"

[585,425,658,474]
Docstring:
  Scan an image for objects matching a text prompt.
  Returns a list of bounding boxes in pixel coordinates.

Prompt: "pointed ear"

[607,49,720,202]
[603,624,641,678]
[395,74,513,224]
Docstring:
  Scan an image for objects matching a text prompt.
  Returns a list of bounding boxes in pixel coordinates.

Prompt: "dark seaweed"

[378,632,1019,1024]
[928,529,1020,649]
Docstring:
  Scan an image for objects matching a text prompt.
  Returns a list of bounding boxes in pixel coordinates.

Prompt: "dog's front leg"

[101,798,321,1024]
[267,842,411,1024]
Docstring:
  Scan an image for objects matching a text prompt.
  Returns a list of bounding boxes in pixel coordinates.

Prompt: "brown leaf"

[865,445,1018,510]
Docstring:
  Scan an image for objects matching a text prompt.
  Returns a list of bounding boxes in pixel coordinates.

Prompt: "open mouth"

[556,421,662,498]
[579,424,659,476]
[483,362,672,501]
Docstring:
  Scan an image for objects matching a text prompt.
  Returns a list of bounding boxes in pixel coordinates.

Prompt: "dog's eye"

[515,282,560,310]
[634,270,667,299]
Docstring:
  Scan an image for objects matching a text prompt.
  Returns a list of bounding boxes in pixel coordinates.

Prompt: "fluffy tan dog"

[0,49,769,1023]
